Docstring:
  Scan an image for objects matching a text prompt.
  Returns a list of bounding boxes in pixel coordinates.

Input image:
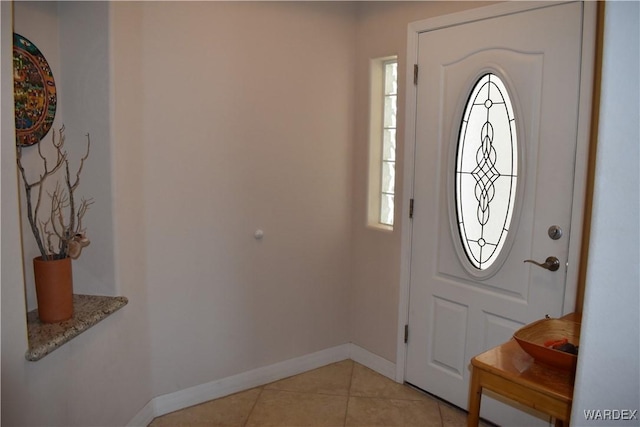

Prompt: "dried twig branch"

[75,197,95,235]
[16,127,92,260]
[16,131,67,258]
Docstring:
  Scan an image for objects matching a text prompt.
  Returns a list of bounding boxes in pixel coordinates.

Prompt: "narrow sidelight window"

[368,57,398,229]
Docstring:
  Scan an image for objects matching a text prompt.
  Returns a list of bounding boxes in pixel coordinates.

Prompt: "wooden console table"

[468,314,579,427]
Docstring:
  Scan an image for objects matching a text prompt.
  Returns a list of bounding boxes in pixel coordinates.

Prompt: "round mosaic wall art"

[13,33,57,147]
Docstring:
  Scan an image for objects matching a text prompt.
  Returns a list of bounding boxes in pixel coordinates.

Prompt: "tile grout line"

[242,386,264,427]
[343,360,356,427]
[260,387,350,398]
[437,401,445,427]
[347,393,433,402]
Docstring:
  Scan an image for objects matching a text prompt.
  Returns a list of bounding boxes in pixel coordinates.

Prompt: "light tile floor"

[149,360,485,427]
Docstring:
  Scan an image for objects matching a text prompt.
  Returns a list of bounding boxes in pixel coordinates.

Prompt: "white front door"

[404,2,593,425]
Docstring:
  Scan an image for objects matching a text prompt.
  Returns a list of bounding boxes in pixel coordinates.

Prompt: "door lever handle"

[523,256,560,271]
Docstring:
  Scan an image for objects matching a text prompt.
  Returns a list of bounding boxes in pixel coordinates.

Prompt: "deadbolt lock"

[548,225,563,240]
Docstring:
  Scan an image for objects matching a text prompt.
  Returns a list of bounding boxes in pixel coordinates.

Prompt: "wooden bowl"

[513,318,580,371]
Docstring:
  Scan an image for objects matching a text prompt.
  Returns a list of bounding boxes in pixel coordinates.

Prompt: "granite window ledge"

[26,294,128,361]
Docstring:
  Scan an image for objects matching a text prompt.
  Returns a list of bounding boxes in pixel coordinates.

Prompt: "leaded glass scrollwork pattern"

[455,73,518,270]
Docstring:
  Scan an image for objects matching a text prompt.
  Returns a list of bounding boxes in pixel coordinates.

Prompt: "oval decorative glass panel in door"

[455,73,518,271]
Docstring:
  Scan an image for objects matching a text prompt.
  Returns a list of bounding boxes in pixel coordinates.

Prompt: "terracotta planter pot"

[33,256,74,323]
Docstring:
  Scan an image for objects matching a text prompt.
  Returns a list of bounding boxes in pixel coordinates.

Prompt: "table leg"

[468,365,482,427]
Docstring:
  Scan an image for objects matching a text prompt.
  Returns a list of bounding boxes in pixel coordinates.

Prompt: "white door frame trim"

[395,0,597,383]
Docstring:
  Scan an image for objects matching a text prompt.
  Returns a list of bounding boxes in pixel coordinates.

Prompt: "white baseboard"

[348,343,397,381]
[127,343,396,426]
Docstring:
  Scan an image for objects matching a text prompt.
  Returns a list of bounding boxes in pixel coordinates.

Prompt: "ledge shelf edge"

[25,294,128,361]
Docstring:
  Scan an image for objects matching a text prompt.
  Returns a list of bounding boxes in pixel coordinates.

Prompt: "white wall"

[1,0,29,420]
[57,1,116,298]
[115,1,356,397]
[571,2,640,424]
